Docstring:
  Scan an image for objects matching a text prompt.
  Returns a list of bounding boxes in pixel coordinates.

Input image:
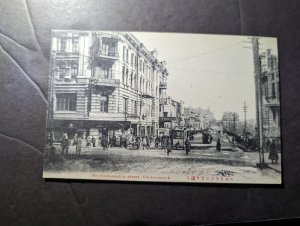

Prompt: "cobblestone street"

[44,139,281,184]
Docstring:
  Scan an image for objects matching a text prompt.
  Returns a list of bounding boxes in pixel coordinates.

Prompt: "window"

[56,93,76,111]
[71,62,78,78]
[140,78,142,91]
[100,95,108,113]
[123,46,125,62]
[99,67,112,78]
[131,100,134,114]
[61,39,67,52]
[60,68,66,79]
[71,67,78,78]
[173,131,184,139]
[72,38,79,52]
[134,75,137,89]
[126,49,129,63]
[58,61,67,78]
[271,73,275,80]
[264,84,268,99]
[102,43,109,56]
[125,70,128,86]
[122,67,125,84]
[134,101,138,114]
[143,62,145,73]
[123,97,128,113]
[135,56,138,69]
[131,53,134,66]
[139,60,142,72]
[272,109,276,121]
[130,73,133,87]
[272,83,276,99]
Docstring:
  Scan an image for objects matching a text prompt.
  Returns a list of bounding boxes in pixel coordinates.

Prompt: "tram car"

[171,127,188,149]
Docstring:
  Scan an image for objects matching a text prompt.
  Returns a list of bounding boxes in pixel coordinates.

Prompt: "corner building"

[260,49,280,147]
[50,31,168,140]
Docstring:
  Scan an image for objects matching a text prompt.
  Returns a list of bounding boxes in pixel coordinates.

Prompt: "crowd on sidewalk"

[58,132,194,157]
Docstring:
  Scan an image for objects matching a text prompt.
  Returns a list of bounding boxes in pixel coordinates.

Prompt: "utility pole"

[252,37,265,168]
[243,101,248,134]
[233,112,236,147]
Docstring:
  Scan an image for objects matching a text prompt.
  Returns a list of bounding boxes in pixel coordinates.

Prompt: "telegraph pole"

[233,112,236,147]
[243,101,248,134]
[252,37,265,168]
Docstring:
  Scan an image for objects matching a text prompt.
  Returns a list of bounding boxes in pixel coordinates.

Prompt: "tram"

[171,127,188,149]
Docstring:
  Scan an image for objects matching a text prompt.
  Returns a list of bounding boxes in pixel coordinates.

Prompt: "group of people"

[202,132,213,144]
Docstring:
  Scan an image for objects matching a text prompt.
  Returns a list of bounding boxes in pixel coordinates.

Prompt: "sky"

[132,32,278,120]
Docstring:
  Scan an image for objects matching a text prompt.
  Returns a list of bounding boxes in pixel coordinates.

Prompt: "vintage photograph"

[43,30,281,184]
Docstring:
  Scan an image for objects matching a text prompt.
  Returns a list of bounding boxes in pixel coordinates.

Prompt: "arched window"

[71,61,78,78]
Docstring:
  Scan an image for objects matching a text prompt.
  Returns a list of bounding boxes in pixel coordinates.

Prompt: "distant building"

[260,49,280,145]
[50,31,168,140]
[184,107,215,130]
[184,108,196,129]
[222,112,239,133]
[159,96,184,129]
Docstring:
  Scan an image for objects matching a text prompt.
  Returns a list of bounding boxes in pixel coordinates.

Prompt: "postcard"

[43,30,281,184]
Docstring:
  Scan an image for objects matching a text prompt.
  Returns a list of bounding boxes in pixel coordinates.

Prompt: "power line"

[167,41,245,64]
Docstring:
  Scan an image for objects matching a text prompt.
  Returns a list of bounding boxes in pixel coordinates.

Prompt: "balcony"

[97,50,119,60]
[265,97,280,107]
[159,82,167,89]
[92,78,120,87]
[140,93,154,99]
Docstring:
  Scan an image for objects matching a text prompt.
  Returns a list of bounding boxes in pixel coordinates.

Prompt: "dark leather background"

[1,0,300,225]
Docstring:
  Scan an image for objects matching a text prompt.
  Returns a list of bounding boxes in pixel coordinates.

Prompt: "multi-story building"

[49,30,168,141]
[260,49,280,145]
[159,95,183,129]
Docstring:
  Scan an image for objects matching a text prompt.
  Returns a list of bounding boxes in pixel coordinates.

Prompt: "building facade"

[50,31,168,141]
[260,49,280,145]
[159,96,184,129]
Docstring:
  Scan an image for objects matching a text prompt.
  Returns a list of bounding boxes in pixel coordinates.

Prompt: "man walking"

[185,138,191,155]
[76,136,82,155]
[92,136,96,147]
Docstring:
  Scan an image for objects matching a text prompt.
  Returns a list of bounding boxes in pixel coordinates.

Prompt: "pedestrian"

[92,136,96,147]
[155,136,159,148]
[142,136,146,150]
[102,135,108,151]
[136,136,141,150]
[166,136,172,156]
[61,132,69,155]
[86,135,91,147]
[268,139,279,164]
[185,138,191,155]
[161,136,166,152]
[209,134,213,143]
[73,133,78,146]
[119,135,123,148]
[76,136,82,155]
[112,136,117,147]
[216,138,221,151]
[123,136,128,149]
[146,136,150,148]
[265,138,271,152]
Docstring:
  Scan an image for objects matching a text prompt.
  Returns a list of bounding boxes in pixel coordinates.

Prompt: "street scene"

[43,31,281,184]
